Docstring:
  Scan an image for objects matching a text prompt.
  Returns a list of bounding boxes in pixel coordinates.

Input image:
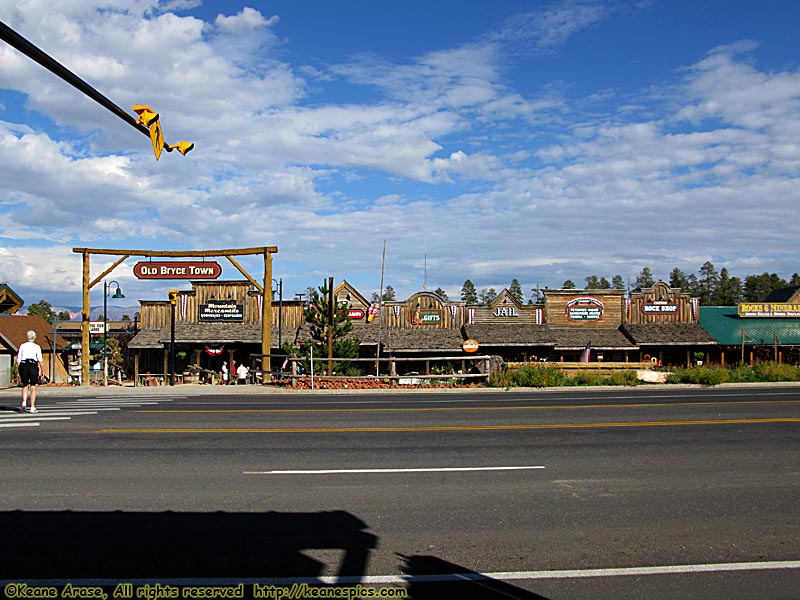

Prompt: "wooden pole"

[81,250,91,386]
[327,276,334,376]
[262,250,273,375]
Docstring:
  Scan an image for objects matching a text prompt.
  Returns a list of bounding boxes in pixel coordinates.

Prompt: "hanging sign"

[133,261,222,279]
[347,309,365,319]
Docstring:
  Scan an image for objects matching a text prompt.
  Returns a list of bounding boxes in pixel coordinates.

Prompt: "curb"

[1,380,798,399]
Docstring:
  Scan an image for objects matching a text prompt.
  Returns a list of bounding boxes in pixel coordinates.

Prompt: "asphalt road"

[1,384,799,599]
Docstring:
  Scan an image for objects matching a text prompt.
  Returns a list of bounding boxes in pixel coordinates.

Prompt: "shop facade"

[128,278,721,383]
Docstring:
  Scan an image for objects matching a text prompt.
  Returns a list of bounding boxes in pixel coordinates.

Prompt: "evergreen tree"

[461,279,478,304]
[743,273,788,302]
[686,274,700,297]
[562,279,576,289]
[669,268,689,290]
[433,287,449,301]
[585,275,600,289]
[634,267,654,290]
[509,278,523,302]
[479,288,497,304]
[302,280,360,373]
[713,268,742,305]
[698,261,719,305]
[372,285,397,303]
[382,285,397,301]
[790,273,800,287]
[611,275,625,290]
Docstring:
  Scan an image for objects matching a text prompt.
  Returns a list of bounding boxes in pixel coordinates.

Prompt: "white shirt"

[16,341,43,364]
[236,364,249,378]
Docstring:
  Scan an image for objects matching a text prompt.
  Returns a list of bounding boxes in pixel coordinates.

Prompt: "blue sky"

[1,0,799,313]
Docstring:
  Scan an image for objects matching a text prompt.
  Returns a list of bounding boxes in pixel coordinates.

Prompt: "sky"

[1,0,799,314]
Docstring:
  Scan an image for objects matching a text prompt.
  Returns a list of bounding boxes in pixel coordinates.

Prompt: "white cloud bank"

[0,2,798,307]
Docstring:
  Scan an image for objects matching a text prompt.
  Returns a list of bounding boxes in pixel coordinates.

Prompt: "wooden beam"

[89,254,130,290]
[73,247,277,257]
[226,255,263,294]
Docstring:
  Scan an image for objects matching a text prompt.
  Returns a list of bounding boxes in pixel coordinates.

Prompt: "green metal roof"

[700,306,800,346]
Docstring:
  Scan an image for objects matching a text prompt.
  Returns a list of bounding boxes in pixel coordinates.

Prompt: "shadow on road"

[0,509,376,581]
[1,510,550,599]
[401,554,551,600]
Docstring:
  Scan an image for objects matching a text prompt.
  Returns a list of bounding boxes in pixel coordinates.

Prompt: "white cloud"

[0,2,798,306]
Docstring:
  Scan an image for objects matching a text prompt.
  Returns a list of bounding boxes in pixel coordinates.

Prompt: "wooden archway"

[72,246,277,386]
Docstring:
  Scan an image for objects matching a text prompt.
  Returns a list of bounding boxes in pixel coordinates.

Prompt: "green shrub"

[514,366,568,388]
[566,372,602,386]
[667,366,730,386]
[487,369,514,388]
[749,361,800,382]
[490,362,800,389]
[604,370,641,386]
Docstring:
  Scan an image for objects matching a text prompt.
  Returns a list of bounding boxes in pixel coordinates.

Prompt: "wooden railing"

[506,361,655,373]
[249,354,501,387]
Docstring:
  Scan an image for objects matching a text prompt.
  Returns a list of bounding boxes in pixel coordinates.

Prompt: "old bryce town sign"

[133,261,222,279]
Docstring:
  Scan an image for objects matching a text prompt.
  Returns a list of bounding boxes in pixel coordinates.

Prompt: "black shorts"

[18,362,40,386]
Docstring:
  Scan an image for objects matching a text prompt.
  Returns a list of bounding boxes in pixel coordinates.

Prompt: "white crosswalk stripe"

[1,397,175,429]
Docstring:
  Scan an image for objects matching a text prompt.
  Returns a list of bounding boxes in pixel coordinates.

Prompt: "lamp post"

[272,278,283,350]
[103,280,125,386]
[52,314,58,383]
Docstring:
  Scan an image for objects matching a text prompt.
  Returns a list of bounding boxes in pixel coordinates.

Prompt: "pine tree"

[669,268,689,290]
[479,288,497,304]
[698,261,719,305]
[302,280,359,373]
[585,275,600,289]
[461,280,478,304]
[372,285,397,303]
[743,273,788,302]
[713,268,742,305]
[634,267,654,290]
[509,278,523,302]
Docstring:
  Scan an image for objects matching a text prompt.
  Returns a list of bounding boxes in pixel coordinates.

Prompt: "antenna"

[424,251,428,290]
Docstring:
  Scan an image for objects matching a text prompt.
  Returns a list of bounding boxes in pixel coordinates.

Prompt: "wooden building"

[0,284,69,385]
[127,278,723,383]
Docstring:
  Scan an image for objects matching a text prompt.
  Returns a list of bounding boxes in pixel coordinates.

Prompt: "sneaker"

[19,404,26,411]
[27,407,38,414]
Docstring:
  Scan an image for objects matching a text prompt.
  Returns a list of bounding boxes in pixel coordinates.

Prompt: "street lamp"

[272,278,283,350]
[103,280,125,386]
